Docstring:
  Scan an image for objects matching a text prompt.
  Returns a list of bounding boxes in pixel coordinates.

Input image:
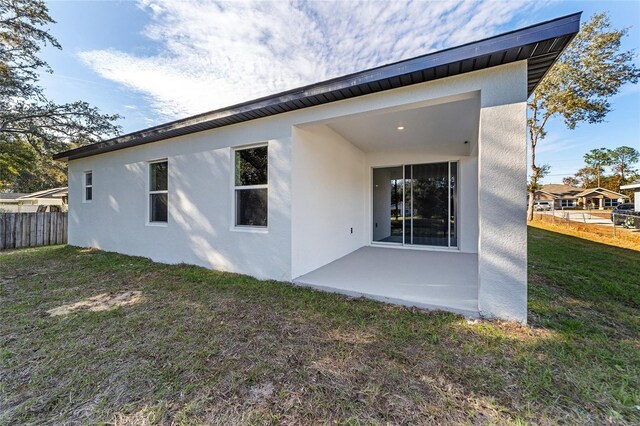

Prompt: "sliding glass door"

[372,162,457,248]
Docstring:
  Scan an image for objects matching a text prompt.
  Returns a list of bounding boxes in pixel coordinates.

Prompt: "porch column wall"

[477,63,528,323]
[291,125,367,279]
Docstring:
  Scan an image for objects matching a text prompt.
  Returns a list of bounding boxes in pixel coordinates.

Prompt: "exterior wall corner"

[477,63,528,323]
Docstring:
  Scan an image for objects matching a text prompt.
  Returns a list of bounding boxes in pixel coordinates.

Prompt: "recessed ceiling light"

[396,126,405,131]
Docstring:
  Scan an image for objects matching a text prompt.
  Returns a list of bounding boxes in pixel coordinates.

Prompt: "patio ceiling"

[325,96,479,155]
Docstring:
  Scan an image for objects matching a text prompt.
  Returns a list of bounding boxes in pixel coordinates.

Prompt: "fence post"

[29,213,37,247]
[15,214,23,249]
[613,213,616,237]
[7,214,15,249]
[0,214,4,250]
[36,213,44,246]
[62,213,68,244]
[52,212,58,245]
[56,212,63,244]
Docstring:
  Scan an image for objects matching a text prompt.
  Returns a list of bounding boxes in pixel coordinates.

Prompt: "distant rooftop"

[0,193,29,200]
[17,187,68,199]
[539,184,584,198]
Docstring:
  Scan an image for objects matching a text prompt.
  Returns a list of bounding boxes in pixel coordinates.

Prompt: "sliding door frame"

[371,160,459,250]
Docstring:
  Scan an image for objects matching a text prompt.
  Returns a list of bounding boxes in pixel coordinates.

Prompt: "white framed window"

[560,199,575,208]
[83,171,93,202]
[148,160,168,223]
[233,144,268,228]
[604,199,619,208]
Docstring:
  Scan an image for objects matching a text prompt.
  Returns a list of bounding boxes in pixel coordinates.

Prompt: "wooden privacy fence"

[0,212,67,250]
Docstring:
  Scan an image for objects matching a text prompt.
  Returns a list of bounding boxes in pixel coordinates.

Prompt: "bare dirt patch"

[46,291,143,316]
[248,382,275,403]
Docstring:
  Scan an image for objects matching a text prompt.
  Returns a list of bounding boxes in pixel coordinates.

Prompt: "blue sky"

[39,0,640,183]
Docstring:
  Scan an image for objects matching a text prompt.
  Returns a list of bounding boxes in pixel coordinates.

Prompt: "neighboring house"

[575,187,628,210]
[535,184,628,210]
[534,184,582,209]
[620,182,640,212]
[53,14,581,323]
[0,187,68,213]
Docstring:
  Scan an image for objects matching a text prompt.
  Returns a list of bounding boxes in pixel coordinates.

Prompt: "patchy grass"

[1,230,638,425]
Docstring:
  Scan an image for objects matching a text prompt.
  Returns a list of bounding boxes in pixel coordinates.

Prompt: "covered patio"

[294,246,479,317]
[291,91,482,317]
[289,51,529,323]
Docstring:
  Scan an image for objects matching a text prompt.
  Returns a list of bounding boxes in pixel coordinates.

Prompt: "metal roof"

[55,12,581,161]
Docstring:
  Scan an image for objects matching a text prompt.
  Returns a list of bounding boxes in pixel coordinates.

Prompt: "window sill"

[146,222,168,227]
[231,226,268,234]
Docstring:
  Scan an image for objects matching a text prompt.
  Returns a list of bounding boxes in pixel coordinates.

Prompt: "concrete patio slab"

[294,246,479,317]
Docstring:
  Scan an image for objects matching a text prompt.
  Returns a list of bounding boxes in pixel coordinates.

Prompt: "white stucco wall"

[68,123,293,281]
[291,125,367,278]
[67,61,528,322]
[477,63,528,323]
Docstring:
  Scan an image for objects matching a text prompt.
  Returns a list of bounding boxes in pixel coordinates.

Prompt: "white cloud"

[537,136,581,155]
[79,0,545,122]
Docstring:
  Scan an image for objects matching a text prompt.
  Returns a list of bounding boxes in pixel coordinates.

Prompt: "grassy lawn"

[1,227,638,425]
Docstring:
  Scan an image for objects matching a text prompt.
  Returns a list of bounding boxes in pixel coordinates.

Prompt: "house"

[620,182,640,212]
[534,184,583,209]
[53,13,581,323]
[575,187,628,209]
[0,187,68,213]
[535,184,628,210]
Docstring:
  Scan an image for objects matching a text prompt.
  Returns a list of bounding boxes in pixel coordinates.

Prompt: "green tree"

[583,147,612,187]
[0,137,35,187]
[0,0,120,192]
[527,12,640,220]
[572,166,598,188]
[527,163,550,193]
[562,176,580,187]
[609,145,639,184]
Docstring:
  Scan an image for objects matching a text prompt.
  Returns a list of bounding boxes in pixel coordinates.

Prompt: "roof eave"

[54,12,581,162]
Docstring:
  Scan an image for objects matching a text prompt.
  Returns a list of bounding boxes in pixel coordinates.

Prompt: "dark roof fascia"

[54,12,581,162]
